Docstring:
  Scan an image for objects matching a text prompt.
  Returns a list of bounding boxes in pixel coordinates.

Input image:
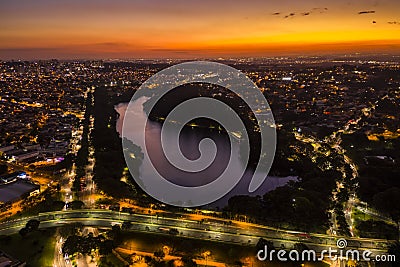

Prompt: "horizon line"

[1,52,400,62]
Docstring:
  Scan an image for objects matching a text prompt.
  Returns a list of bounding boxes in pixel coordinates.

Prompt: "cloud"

[281,7,327,19]
[284,12,295,19]
[312,7,328,13]
[358,10,375,14]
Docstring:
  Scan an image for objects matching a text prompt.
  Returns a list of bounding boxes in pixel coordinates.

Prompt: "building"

[0,171,27,185]
[0,172,39,205]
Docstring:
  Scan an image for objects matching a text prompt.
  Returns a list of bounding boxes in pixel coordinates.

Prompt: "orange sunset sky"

[0,0,399,59]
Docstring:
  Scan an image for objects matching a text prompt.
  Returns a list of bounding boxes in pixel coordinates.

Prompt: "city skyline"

[1,0,400,59]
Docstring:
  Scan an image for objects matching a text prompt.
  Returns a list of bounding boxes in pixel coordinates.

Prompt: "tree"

[59,223,83,238]
[168,228,179,235]
[387,242,400,267]
[99,239,114,255]
[62,235,82,255]
[356,220,398,240]
[69,200,85,210]
[144,256,153,264]
[181,256,197,267]
[107,225,122,245]
[373,187,400,222]
[154,249,165,259]
[256,238,274,252]
[227,195,262,218]
[294,243,309,252]
[19,227,29,237]
[26,219,40,231]
[122,221,132,230]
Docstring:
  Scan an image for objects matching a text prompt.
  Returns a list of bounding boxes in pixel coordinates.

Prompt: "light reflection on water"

[116,98,297,208]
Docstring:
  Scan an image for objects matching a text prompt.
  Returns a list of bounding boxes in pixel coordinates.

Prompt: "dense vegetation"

[341,96,400,236]
[92,87,140,198]
[73,91,92,192]
[226,128,345,233]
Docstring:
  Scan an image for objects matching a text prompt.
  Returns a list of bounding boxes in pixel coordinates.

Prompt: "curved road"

[0,209,391,257]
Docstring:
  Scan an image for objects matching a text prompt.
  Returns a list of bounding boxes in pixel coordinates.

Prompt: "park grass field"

[0,228,56,267]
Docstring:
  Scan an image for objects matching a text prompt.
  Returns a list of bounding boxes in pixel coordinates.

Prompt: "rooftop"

[0,180,39,204]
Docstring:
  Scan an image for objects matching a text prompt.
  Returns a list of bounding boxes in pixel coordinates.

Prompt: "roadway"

[0,209,391,257]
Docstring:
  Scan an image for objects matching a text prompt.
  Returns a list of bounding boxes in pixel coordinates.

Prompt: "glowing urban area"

[1,1,400,267]
[0,56,398,267]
